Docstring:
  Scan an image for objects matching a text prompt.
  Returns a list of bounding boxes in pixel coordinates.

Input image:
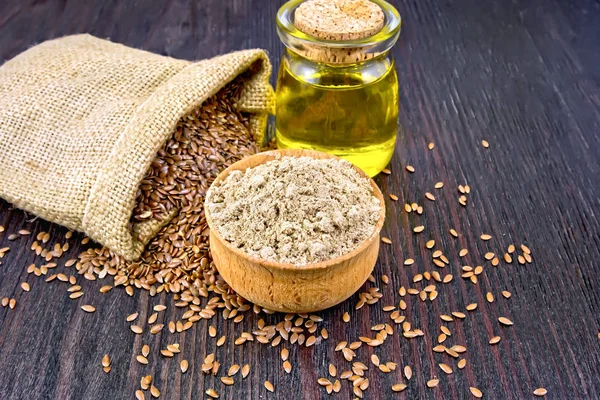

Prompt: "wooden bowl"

[204,149,386,313]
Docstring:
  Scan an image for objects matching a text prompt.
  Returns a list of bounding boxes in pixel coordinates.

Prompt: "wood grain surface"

[0,0,598,399]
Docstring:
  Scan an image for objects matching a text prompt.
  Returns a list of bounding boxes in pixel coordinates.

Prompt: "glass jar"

[275,0,401,177]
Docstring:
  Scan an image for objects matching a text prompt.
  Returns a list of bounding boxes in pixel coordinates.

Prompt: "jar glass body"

[275,0,401,177]
[275,50,398,177]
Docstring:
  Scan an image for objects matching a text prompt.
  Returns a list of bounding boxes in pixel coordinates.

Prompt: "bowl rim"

[204,149,386,271]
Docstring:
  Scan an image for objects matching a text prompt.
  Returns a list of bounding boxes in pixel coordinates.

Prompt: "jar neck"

[285,48,392,67]
[282,49,395,87]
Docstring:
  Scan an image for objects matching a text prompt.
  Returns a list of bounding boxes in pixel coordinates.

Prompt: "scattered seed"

[470,387,483,398]
[489,336,501,345]
[458,359,467,369]
[180,360,189,373]
[404,366,412,380]
[533,388,548,396]
[221,377,234,385]
[150,324,164,334]
[381,237,392,244]
[389,194,398,201]
[147,313,158,324]
[81,305,96,313]
[99,285,112,293]
[439,363,453,374]
[318,378,332,386]
[21,282,30,292]
[161,349,174,358]
[328,363,337,377]
[499,317,513,326]
[425,192,435,201]
[466,303,478,311]
[335,341,347,351]
[392,383,407,392]
[368,354,379,366]
[502,291,512,299]
[241,364,250,379]
[225,364,239,377]
[405,165,415,173]
[135,390,145,400]
[427,379,439,388]
[382,168,391,175]
[131,325,143,334]
[264,381,274,392]
[404,258,414,266]
[486,292,494,303]
[101,355,111,369]
[342,312,350,323]
[283,360,292,373]
[150,386,160,398]
[137,355,149,365]
[205,389,219,399]
[208,326,217,337]
[216,336,225,347]
[413,226,425,233]
[450,345,467,354]
[481,140,489,148]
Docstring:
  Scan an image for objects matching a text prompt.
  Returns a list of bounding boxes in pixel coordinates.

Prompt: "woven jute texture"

[0,34,274,260]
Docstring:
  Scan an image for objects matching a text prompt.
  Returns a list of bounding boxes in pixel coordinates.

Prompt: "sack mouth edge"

[82,49,272,261]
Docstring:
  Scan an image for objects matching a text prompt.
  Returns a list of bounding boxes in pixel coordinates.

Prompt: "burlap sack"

[0,34,273,260]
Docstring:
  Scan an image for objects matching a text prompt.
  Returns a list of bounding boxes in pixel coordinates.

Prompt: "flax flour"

[206,155,381,265]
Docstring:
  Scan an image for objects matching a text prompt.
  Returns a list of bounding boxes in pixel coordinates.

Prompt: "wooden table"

[0,1,598,399]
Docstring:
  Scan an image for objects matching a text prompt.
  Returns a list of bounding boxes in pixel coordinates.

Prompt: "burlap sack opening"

[0,34,274,260]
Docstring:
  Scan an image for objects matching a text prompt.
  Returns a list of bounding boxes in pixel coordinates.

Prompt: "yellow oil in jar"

[275,52,398,177]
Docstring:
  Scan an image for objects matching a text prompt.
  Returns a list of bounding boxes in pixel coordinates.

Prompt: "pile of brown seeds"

[0,101,551,399]
[77,73,260,296]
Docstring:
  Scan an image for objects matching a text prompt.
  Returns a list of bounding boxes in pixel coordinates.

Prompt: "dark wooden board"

[0,0,598,399]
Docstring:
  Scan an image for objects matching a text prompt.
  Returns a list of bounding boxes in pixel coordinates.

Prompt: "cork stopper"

[293,0,385,63]
[295,0,385,41]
